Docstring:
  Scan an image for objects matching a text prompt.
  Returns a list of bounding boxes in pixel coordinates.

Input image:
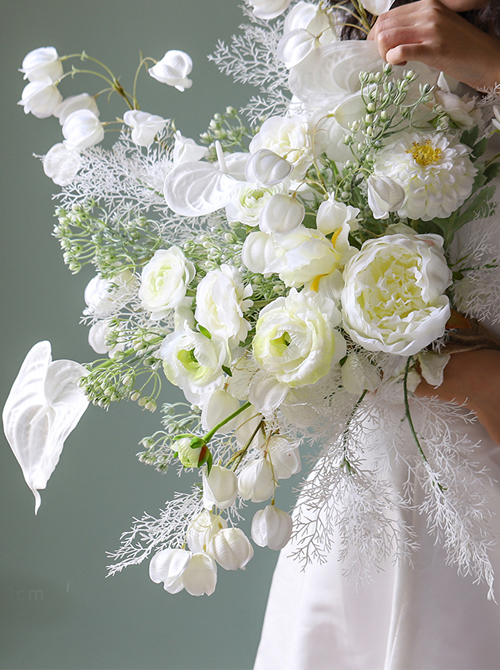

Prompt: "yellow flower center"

[407,140,442,167]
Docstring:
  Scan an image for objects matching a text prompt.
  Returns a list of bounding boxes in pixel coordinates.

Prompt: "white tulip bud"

[207,527,254,570]
[251,505,293,550]
[186,510,227,553]
[266,435,301,479]
[201,390,240,433]
[43,143,82,186]
[234,405,265,450]
[20,47,63,83]
[181,552,217,596]
[202,465,238,510]
[238,459,275,503]
[54,93,99,125]
[316,197,359,235]
[259,194,304,234]
[149,548,192,594]
[63,109,104,151]
[18,77,62,118]
[123,110,167,147]
[241,231,278,275]
[245,149,292,187]
[149,50,193,91]
[367,175,405,220]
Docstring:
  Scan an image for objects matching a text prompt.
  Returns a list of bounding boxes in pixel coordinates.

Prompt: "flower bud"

[149,548,191,594]
[245,149,292,187]
[251,505,293,550]
[54,93,99,125]
[43,143,82,186]
[174,437,202,468]
[201,390,240,433]
[207,527,254,570]
[63,109,104,151]
[123,110,167,147]
[266,435,301,479]
[187,510,227,553]
[241,231,278,275]
[259,194,304,234]
[367,175,405,220]
[149,50,193,91]
[20,47,63,83]
[248,0,292,19]
[202,465,238,510]
[18,77,62,118]
[238,459,275,503]
[181,552,217,596]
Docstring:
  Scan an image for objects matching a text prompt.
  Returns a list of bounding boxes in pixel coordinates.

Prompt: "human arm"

[368,0,500,90]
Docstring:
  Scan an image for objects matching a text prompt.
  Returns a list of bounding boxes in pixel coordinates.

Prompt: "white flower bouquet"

[5,0,500,598]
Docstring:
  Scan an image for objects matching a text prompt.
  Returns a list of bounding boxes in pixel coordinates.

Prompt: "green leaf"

[222,365,232,377]
[484,162,500,184]
[460,126,479,148]
[472,137,488,159]
[198,325,212,340]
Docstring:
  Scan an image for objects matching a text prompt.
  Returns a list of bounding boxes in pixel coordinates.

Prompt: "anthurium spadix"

[2,341,89,513]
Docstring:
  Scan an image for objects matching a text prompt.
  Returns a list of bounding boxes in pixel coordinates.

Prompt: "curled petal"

[164,161,237,216]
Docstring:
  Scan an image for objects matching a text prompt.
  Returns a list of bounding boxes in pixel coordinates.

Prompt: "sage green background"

[0,2,298,668]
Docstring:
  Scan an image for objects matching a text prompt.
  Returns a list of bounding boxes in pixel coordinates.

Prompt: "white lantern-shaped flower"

[207,528,254,570]
[238,459,275,503]
[202,465,238,510]
[251,505,293,550]
[149,50,193,91]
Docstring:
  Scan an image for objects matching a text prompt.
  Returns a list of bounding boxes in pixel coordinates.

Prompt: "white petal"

[164,161,237,216]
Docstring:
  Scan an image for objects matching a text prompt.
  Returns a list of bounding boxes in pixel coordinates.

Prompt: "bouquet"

[5,0,500,599]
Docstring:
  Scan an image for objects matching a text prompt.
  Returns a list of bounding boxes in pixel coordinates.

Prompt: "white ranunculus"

[253,289,346,387]
[226,183,283,226]
[372,132,476,221]
[249,0,292,20]
[18,77,62,118]
[341,233,452,356]
[202,465,238,510]
[245,149,293,187]
[123,110,167,147]
[186,510,227,554]
[83,271,134,318]
[201,390,240,433]
[172,131,208,165]
[251,505,293,550]
[207,528,254,570]
[20,47,63,82]
[195,265,253,345]
[316,196,359,235]
[181,553,217,596]
[341,353,380,395]
[149,50,193,91]
[249,116,315,178]
[62,109,104,151]
[43,143,82,186]
[367,175,406,220]
[2,341,88,513]
[139,247,195,320]
[54,93,99,125]
[149,548,192,594]
[265,435,301,479]
[259,193,305,234]
[238,459,275,503]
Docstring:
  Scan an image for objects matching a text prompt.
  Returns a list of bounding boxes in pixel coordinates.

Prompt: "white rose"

[139,247,195,320]
[62,109,104,151]
[149,50,193,91]
[207,528,254,571]
[251,505,293,550]
[43,143,82,186]
[20,47,63,82]
[18,77,62,118]
[248,0,292,20]
[123,110,167,147]
[237,459,275,503]
[186,510,227,554]
[249,116,315,178]
[202,465,238,510]
[341,233,452,356]
[226,183,283,227]
[245,149,293,187]
[54,93,99,125]
[253,289,346,387]
[195,265,253,345]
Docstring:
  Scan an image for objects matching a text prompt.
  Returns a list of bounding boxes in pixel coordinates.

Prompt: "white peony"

[20,47,63,82]
[195,265,253,345]
[149,50,193,91]
[249,116,315,178]
[43,143,82,186]
[139,247,195,319]
[62,109,104,151]
[253,289,346,387]
[18,77,62,118]
[251,505,293,550]
[123,110,167,147]
[372,132,476,221]
[341,233,452,356]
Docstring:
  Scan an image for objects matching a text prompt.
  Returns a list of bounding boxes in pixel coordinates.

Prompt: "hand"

[415,349,500,444]
[368,0,500,90]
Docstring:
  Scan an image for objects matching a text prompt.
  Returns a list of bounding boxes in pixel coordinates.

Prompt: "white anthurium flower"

[259,193,305,234]
[265,435,301,479]
[316,196,359,235]
[249,116,315,178]
[62,109,105,151]
[372,131,477,221]
[160,327,228,403]
[341,233,452,356]
[186,510,227,554]
[249,0,292,20]
[18,77,62,118]
[360,0,394,15]
[181,553,218,596]
[195,265,253,345]
[20,46,63,82]
[123,110,167,147]
[367,175,406,220]
[341,353,380,395]
[226,182,284,227]
[201,390,240,433]
[416,351,451,387]
[43,143,82,186]
[164,142,239,216]
[172,131,208,165]
[202,465,238,510]
[149,548,192,594]
[53,93,99,125]
[234,404,266,449]
[149,50,193,91]
[251,505,293,550]
[139,247,195,320]
[278,3,335,67]
[245,149,293,187]
[207,528,254,571]
[241,231,279,276]
[2,341,89,513]
[237,458,275,503]
[83,271,134,318]
[253,289,346,387]
[278,30,318,69]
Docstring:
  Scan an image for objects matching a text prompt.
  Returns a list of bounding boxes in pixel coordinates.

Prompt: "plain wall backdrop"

[0,2,298,668]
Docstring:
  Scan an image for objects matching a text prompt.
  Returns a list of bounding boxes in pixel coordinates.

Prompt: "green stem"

[203,401,252,444]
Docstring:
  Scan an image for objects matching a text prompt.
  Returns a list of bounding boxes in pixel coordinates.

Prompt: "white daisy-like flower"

[372,132,477,221]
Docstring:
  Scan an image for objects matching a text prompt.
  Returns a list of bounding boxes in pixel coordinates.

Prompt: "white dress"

[254,163,500,670]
